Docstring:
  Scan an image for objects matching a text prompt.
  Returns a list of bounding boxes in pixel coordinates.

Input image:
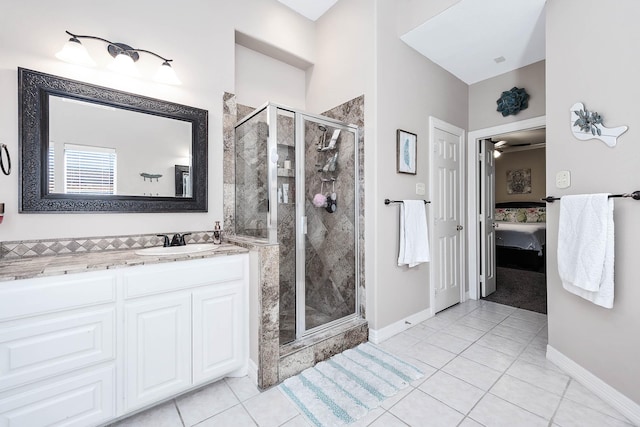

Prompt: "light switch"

[556,171,571,189]
[416,183,426,195]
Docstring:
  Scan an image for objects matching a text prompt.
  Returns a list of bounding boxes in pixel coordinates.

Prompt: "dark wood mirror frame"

[18,68,208,213]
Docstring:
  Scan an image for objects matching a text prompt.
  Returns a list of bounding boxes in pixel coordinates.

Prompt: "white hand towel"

[557,194,615,308]
[398,200,431,268]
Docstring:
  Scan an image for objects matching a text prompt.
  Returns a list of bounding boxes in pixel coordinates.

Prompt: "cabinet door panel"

[0,308,115,392]
[193,283,244,383]
[125,293,191,411]
[0,366,115,427]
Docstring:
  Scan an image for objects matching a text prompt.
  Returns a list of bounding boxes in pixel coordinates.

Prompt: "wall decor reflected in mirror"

[18,68,207,213]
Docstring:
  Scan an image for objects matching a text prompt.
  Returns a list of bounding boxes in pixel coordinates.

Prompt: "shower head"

[317,125,328,150]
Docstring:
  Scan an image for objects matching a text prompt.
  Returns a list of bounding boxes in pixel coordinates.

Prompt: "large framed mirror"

[18,68,208,212]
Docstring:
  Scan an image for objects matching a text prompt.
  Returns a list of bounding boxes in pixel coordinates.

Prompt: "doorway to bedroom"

[467,117,547,314]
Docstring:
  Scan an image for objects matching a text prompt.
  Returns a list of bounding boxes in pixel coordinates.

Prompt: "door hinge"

[479,153,485,161]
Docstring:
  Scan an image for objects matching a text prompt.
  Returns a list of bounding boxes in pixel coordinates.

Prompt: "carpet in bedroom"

[483,266,547,314]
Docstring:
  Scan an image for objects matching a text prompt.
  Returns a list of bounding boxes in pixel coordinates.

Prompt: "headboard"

[495,201,546,223]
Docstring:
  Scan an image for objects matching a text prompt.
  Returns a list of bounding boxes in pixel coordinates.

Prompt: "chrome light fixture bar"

[56,30,181,85]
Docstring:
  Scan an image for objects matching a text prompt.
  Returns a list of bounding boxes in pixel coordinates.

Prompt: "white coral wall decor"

[570,102,628,147]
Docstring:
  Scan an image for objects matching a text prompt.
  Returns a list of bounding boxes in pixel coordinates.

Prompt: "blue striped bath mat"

[279,342,424,426]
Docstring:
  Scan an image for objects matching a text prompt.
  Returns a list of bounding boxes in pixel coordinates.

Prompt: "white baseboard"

[547,345,640,425]
[368,308,432,344]
[245,358,258,386]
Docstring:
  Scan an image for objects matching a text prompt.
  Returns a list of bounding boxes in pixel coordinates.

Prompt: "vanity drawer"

[123,255,246,298]
[0,307,115,392]
[0,272,116,321]
[0,365,115,427]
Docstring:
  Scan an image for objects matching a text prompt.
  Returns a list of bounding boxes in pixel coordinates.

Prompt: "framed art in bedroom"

[397,129,417,174]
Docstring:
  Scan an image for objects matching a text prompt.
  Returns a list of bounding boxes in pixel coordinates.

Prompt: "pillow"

[495,207,545,223]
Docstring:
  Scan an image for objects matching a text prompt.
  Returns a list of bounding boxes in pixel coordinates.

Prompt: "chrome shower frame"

[234,102,361,340]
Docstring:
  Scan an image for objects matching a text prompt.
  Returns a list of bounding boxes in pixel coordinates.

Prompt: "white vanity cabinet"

[0,271,117,427]
[192,282,244,383]
[0,253,249,426]
[123,291,192,411]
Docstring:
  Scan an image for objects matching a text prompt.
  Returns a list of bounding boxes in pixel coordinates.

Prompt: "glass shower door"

[297,115,359,336]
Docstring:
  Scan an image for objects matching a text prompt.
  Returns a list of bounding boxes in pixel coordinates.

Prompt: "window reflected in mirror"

[48,95,192,198]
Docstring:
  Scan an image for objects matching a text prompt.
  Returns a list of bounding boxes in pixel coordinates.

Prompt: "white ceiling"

[492,128,546,147]
[277,0,339,21]
[401,0,546,84]
[277,0,546,85]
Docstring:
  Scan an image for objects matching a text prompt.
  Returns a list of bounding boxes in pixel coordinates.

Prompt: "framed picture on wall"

[506,168,532,194]
[397,129,417,174]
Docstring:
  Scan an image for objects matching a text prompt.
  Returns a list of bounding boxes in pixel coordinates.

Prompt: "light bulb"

[154,61,182,85]
[493,150,502,158]
[55,38,96,67]
[108,52,139,76]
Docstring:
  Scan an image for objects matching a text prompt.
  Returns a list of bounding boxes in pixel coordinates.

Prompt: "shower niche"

[234,103,360,345]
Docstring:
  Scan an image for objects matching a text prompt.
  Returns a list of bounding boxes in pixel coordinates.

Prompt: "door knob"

[456,225,464,231]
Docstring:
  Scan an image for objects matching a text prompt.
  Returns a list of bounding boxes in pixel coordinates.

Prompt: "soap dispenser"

[213,221,222,244]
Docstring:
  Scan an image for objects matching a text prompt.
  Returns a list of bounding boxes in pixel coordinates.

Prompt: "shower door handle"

[302,216,307,234]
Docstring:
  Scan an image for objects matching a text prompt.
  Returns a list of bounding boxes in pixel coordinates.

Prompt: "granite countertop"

[0,243,249,282]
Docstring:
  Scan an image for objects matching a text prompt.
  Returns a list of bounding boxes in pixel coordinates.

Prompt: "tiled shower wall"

[276,114,297,344]
[234,114,269,239]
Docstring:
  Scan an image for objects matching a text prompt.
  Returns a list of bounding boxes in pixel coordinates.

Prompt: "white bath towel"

[398,200,430,268]
[557,194,615,308]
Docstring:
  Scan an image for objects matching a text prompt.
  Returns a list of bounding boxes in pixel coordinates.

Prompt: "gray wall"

[307,0,469,331]
[546,0,640,404]
[495,149,546,203]
[469,61,545,131]
[0,0,315,241]
[374,1,468,328]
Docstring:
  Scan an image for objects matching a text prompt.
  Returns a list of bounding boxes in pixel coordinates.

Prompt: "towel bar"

[384,199,430,205]
[542,191,640,203]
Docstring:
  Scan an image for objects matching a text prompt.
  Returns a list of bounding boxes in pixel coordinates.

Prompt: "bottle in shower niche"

[213,221,222,244]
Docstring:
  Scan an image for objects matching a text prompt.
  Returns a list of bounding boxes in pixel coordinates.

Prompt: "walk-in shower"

[234,103,360,345]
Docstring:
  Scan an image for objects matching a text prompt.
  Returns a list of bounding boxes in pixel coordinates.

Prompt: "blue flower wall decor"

[496,87,529,117]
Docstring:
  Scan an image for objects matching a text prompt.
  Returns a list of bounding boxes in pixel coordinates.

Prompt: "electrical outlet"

[416,183,426,195]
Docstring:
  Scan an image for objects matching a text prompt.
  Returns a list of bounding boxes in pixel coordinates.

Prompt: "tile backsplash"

[1,231,217,260]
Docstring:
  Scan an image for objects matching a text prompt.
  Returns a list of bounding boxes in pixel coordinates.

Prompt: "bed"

[495,222,546,255]
[495,202,546,269]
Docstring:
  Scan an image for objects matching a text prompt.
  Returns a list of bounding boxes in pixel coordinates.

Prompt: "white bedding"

[495,222,546,255]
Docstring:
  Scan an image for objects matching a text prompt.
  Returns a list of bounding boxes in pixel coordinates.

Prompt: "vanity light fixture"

[55,30,181,85]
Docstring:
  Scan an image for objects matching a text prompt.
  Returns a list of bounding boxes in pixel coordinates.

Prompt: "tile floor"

[110,300,636,427]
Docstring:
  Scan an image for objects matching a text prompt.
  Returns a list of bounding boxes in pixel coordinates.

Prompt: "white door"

[193,283,243,384]
[124,292,191,411]
[430,118,465,313]
[481,140,497,297]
